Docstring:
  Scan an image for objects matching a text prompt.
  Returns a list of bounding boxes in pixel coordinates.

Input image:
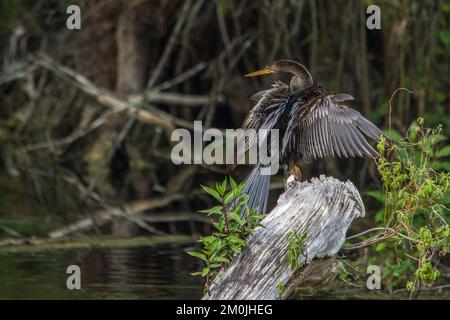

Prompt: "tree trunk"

[203,175,365,300]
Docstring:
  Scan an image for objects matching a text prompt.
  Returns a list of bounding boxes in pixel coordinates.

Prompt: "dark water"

[0,243,204,299]
[1,243,447,300]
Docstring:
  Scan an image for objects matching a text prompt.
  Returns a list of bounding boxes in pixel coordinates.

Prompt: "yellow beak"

[244,68,274,77]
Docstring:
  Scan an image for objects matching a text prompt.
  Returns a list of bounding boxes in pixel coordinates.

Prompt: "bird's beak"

[244,67,274,77]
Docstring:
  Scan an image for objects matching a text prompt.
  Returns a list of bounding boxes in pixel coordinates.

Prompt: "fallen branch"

[0,64,37,86]
[18,109,120,152]
[48,194,184,239]
[31,53,193,131]
[136,212,210,224]
[129,91,223,107]
[203,175,365,300]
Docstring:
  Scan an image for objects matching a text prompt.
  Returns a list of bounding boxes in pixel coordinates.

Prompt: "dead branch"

[151,61,207,92]
[0,64,37,86]
[146,0,193,89]
[129,91,224,107]
[48,194,185,239]
[136,212,210,224]
[31,53,180,131]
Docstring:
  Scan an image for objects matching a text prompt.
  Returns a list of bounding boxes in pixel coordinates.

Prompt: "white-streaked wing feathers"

[282,95,383,161]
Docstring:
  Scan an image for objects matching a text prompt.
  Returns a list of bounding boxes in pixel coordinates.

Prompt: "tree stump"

[203,175,365,300]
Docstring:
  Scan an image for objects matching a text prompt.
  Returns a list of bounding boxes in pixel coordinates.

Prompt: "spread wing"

[243,81,290,130]
[282,93,384,162]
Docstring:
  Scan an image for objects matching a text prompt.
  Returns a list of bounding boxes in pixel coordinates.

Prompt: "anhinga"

[239,59,384,215]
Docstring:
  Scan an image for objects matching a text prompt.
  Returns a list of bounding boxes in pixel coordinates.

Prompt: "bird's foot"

[288,165,302,182]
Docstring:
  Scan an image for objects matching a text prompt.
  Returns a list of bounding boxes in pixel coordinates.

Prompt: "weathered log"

[203,175,365,300]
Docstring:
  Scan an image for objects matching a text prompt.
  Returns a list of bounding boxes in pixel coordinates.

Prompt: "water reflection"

[0,243,203,299]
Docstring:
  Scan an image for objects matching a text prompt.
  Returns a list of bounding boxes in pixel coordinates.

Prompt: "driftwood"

[203,175,365,300]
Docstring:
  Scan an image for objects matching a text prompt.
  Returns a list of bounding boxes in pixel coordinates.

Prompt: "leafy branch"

[188,176,266,292]
[286,230,308,271]
[351,118,450,292]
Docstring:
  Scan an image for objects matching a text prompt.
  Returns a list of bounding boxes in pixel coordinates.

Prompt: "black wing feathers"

[282,94,383,161]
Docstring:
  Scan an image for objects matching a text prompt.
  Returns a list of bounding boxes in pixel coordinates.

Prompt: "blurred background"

[0,0,449,299]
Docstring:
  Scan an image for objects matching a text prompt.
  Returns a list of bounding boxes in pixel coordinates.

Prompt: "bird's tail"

[239,164,271,217]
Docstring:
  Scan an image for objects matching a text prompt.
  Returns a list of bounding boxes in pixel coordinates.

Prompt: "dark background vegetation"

[0,0,449,295]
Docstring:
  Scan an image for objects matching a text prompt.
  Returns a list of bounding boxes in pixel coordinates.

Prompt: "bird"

[236,59,384,216]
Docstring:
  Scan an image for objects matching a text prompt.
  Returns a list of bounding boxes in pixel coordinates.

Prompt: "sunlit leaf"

[201,185,222,202]
[187,251,208,262]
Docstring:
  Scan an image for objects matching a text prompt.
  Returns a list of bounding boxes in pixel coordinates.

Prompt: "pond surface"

[0,242,203,299]
[0,239,447,300]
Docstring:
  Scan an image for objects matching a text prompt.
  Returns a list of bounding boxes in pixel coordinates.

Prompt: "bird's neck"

[289,76,312,93]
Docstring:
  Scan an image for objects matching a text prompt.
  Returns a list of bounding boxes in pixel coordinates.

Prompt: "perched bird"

[238,59,384,215]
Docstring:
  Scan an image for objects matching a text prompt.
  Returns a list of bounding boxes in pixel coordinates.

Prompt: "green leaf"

[408,122,421,142]
[213,220,224,232]
[228,211,243,224]
[436,145,450,158]
[366,190,385,203]
[201,185,222,202]
[227,234,243,244]
[439,30,450,47]
[374,242,387,252]
[428,134,447,145]
[431,161,450,171]
[374,209,385,224]
[201,267,210,277]
[384,129,402,143]
[224,191,237,206]
[217,179,227,196]
[231,245,242,253]
[187,251,208,262]
[229,176,237,189]
[199,205,223,216]
[212,256,230,263]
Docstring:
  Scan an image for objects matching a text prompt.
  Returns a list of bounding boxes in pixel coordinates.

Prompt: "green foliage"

[337,258,358,285]
[367,119,450,291]
[286,230,308,271]
[276,281,285,298]
[188,177,266,292]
